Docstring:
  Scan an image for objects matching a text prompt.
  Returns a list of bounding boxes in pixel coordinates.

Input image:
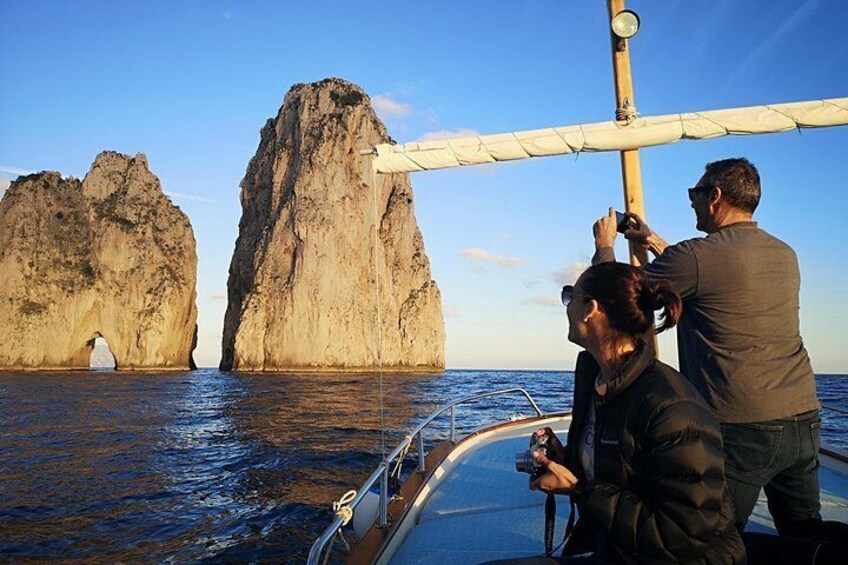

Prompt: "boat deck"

[388,417,848,565]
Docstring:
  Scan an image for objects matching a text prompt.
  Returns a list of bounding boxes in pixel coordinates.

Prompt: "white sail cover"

[372,98,848,174]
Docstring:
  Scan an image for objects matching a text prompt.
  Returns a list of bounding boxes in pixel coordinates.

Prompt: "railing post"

[450,406,456,443]
[417,431,426,472]
[379,463,389,527]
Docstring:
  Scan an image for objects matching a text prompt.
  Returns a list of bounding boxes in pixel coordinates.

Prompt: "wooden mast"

[607,0,658,352]
[607,0,648,268]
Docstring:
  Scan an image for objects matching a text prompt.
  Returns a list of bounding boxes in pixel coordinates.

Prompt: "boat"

[307,390,848,564]
[309,2,848,562]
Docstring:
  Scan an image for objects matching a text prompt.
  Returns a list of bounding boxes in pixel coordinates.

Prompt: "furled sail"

[372,97,848,174]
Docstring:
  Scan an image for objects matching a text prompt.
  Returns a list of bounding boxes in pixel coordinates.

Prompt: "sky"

[1,0,846,373]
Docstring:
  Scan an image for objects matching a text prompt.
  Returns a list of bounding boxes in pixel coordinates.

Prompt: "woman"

[533,261,745,564]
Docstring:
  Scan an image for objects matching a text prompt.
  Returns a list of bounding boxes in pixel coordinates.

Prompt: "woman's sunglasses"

[561,285,590,306]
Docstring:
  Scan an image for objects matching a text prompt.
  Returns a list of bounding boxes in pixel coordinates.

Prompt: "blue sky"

[1,0,846,372]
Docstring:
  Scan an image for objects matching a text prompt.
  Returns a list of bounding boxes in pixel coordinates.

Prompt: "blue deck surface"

[746,462,848,533]
[390,433,848,564]
[392,433,571,564]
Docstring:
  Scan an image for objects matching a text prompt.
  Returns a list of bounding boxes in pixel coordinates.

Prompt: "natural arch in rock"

[88,333,116,370]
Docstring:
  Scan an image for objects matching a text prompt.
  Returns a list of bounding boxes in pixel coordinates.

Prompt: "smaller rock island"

[0,151,198,370]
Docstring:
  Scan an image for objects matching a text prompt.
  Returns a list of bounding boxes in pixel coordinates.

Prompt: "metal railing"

[822,403,848,416]
[306,388,544,565]
[820,404,848,463]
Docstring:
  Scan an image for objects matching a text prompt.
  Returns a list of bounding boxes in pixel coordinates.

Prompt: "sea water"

[1,370,846,563]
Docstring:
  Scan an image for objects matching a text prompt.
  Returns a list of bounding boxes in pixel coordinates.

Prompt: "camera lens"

[515,450,535,474]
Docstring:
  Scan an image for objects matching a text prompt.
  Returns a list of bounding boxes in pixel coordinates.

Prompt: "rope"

[765,104,804,136]
[616,104,638,125]
[369,167,387,463]
[321,533,337,565]
[319,490,357,565]
[332,489,357,526]
[321,529,351,565]
[390,437,413,484]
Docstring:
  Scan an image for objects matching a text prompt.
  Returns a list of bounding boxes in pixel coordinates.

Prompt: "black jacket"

[562,344,746,564]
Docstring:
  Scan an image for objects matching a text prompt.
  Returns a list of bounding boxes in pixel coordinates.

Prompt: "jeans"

[721,410,822,534]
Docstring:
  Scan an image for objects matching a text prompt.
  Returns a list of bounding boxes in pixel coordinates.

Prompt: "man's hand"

[622,211,651,246]
[530,450,580,494]
[593,207,618,249]
[623,212,668,257]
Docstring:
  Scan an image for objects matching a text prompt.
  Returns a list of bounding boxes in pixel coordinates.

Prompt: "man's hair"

[701,158,761,214]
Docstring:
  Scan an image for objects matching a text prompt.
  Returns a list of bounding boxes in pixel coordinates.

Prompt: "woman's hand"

[534,427,567,464]
[530,449,580,494]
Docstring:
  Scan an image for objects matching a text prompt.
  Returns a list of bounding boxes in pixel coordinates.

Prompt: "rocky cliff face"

[221,78,444,371]
[0,152,198,370]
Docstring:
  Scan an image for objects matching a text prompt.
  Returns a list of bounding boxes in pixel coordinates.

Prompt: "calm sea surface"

[1,370,846,563]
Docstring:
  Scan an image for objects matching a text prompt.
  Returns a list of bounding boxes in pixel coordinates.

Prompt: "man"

[591,158,822,537]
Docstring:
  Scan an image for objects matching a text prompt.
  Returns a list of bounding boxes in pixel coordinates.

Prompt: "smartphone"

[615,211,636,234]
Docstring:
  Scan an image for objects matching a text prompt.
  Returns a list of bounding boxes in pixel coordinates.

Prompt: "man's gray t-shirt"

[594,222,819,423]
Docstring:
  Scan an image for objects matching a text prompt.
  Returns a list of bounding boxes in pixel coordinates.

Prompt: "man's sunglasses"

[687,185,716,202]
[561,285,590,306]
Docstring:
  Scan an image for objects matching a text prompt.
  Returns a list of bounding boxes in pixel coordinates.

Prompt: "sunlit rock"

[221,78,445,372]
[0,152,198,370]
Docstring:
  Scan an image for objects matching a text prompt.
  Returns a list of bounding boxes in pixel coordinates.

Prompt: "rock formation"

[0,152,198,370]
[221,78,445,371]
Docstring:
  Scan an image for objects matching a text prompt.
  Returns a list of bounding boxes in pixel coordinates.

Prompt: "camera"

[615,210,637,234]
[515,431,551,479]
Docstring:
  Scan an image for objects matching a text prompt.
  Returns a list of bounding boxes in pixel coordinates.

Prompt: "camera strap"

[561,498,577,557]
[544,493,556,556]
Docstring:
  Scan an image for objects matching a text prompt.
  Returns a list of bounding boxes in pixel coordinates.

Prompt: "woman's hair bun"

[581,262,683,336]
[637,281,658,312]
[650,282,682,332]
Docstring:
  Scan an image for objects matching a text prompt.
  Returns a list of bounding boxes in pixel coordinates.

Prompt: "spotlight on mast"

[611,9,640,39]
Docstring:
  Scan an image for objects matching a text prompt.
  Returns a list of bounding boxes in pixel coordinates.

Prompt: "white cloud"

[165,191,221,204]
[0,165,36,176]
[417,128,480,142]
[211,293,227,300]
[443,306,461,318]
[372,94,412,118]
[524,295,561,308]
[459,247,525,269]
[552,259,590,286]
[722,0,819,91]
[748,0,819,64]
[0,178,10,198]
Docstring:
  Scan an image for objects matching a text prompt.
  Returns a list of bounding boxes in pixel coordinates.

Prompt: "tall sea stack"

[0,152,198,370]
[221,78,445,372]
